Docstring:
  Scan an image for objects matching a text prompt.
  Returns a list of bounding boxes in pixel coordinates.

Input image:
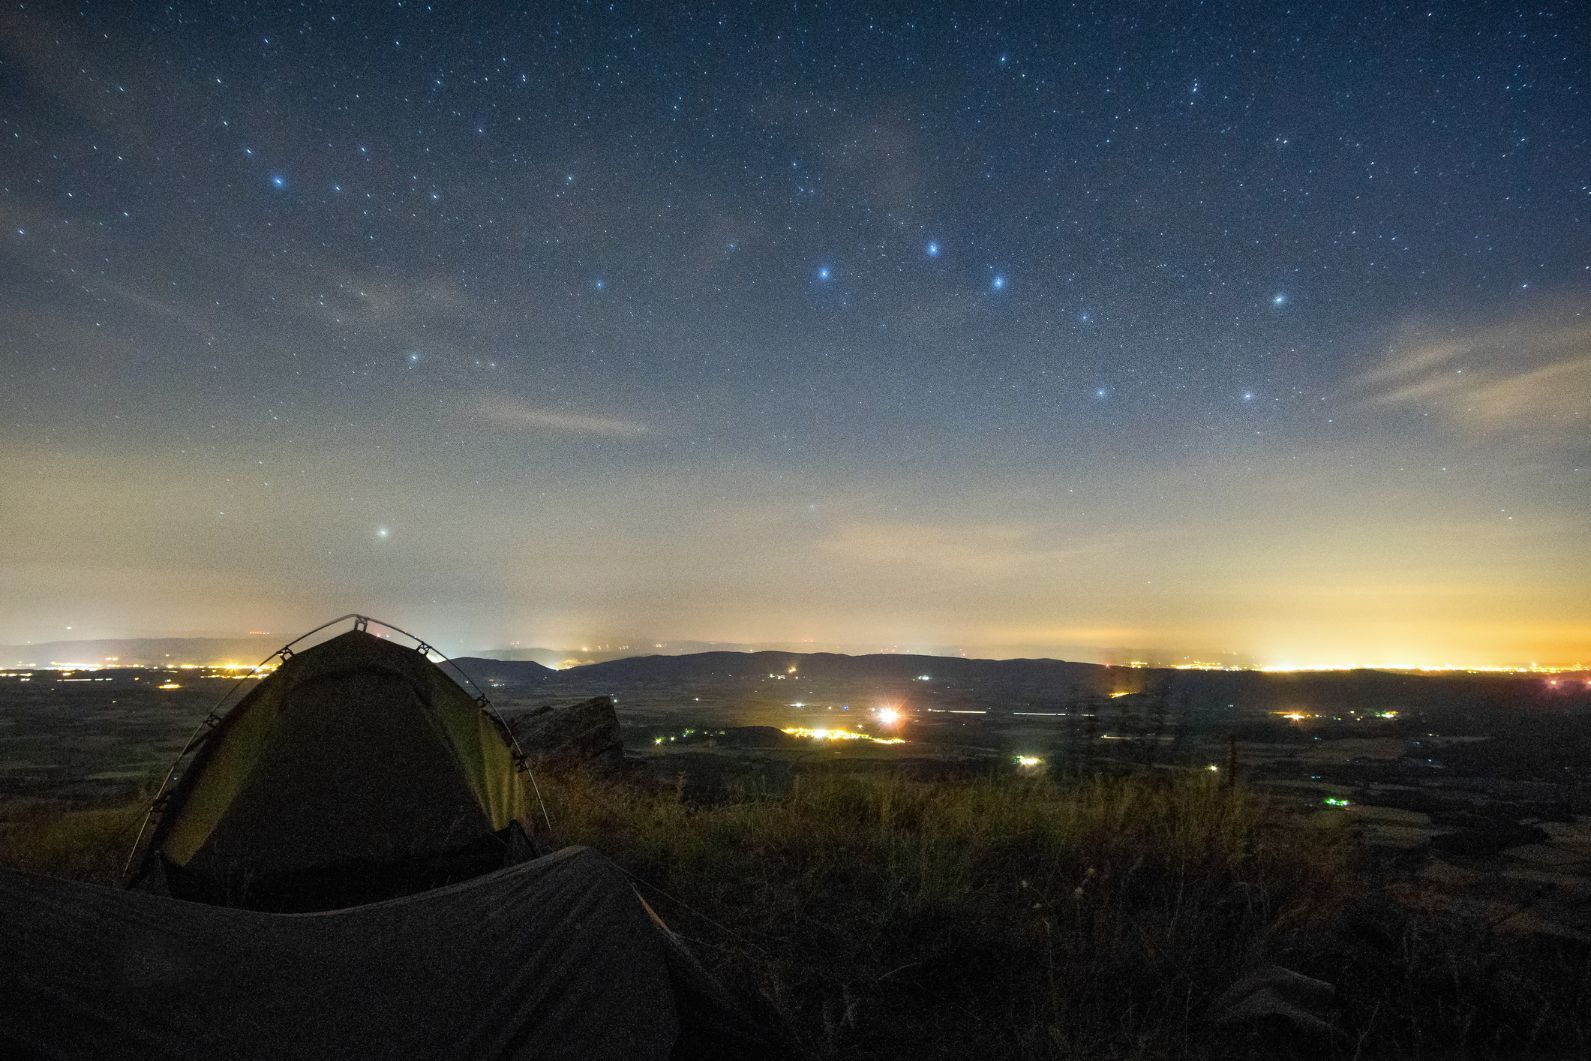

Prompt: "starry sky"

[2,1,1587,666]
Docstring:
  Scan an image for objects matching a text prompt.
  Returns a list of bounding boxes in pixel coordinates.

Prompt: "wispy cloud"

[475,397,649,437]
[821,522,1115,577]
[1357,312,1590,444]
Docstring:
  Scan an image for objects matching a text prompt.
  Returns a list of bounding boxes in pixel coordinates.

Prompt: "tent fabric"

[0,846,781,1060]
[133,629,530,909]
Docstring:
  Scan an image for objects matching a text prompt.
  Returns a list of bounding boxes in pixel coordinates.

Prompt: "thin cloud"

[476,398,649,437]
[821,522,1116,577]
[1358,313,1591,444]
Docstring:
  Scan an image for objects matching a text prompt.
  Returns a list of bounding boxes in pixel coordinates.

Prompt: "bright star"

[991,274,1007,291]
[1271,292,1289,306]
[817,266,832,281]
[926,241,940,258]
[1095,387,1107,399]
[594,278,605,290]
[407,352,420,364]
[1242,391,1256,401]
[269,174,286,189]
[376,527,390,540]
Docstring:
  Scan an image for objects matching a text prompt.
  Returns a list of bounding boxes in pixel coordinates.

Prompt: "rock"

[1210,964,1344,1047]
[507,696,625,772]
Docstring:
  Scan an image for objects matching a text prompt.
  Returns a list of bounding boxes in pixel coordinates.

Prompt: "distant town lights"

[782,725,905,746]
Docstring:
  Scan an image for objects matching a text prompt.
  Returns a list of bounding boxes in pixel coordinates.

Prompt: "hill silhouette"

[453,649,1571,718]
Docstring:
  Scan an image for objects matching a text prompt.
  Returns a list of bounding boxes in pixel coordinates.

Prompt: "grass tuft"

[0,801,147,885]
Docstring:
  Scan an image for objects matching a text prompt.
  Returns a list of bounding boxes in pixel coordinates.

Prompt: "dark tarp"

[0,846,783,1060]
[131,629,532,910]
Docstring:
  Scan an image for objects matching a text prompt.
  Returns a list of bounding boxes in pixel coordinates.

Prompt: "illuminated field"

[781,726,906,746]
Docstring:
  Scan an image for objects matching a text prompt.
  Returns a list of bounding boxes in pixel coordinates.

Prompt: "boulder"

[508,696,625,772]
[1210,964,1344,1049]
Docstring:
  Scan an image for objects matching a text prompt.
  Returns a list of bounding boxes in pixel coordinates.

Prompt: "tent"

[128,625,533,911]
[0,618,787,1057]
[0,847,779,1059]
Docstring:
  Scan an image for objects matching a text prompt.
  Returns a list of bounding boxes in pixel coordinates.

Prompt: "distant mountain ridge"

[449,650,1115,688]
[557,651,1110,686]
[5,638,1570,718]
[450,649,1566,716]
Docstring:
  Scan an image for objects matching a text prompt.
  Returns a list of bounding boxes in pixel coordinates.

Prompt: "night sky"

[2,2,1587,666]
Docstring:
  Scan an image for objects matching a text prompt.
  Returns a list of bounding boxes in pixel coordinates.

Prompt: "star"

[594,278,606,290]
[375,527,390,540]
[925,241,940,258]
[1271,292,1289,307]
[269,174,286,189]
[991,274,1007,291]
[1242,391,1256,401]
[817,266,832,281]
[1094,387,1107,399]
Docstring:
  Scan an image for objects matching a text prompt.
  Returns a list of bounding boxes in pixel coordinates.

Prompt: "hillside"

[457,649,1573,721]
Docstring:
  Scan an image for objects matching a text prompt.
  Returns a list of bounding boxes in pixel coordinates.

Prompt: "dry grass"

[0,801,147,885]
[538,769,1354,1059]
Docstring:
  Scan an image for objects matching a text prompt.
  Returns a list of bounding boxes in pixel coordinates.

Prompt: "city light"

[782,726,906,746]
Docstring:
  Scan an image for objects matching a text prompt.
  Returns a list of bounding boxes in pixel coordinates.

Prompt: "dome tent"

[127,615,535,910]
[1,615,788,1058]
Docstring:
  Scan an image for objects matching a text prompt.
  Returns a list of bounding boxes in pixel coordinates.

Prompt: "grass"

[0,799,148,885]
[3,768,1586,1059]
[537,768,1354,1059]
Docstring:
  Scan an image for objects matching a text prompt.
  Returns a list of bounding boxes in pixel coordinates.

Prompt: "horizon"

[1,622,1584,674]
[2,3,1587,671]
